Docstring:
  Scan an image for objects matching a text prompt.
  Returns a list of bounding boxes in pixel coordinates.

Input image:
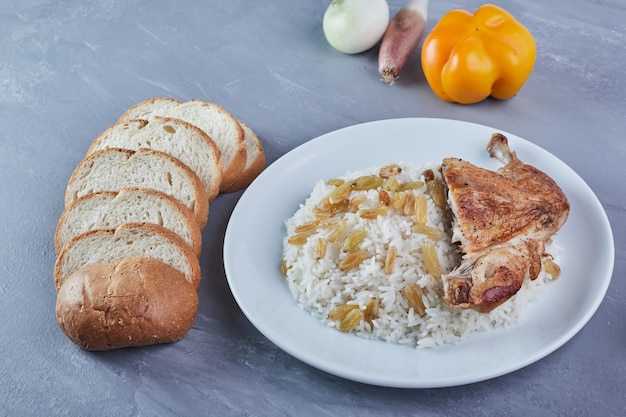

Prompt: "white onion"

[322,0,390,54]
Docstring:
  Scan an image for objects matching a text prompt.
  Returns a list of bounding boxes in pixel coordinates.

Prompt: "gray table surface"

[1,0,624,416]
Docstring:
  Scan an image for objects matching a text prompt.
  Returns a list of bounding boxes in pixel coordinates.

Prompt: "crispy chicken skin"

[440,133,570,312]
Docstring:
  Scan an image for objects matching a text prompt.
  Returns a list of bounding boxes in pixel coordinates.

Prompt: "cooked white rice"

[282,163,557,348]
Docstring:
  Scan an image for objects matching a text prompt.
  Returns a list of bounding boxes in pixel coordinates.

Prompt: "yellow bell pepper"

[421,4,536,104]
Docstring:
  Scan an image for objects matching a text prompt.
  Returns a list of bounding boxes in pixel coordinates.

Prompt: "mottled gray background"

[1,0,624,416]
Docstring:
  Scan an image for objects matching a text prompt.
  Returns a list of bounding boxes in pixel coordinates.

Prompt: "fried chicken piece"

[440,133,570,312]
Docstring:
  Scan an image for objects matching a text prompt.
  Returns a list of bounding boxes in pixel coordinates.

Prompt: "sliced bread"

[117,98,247,192]
[220,120,266,193]
[88,117,222,201]
[55,188,202,257]
[64,148,209,229]
[54,223,202,292]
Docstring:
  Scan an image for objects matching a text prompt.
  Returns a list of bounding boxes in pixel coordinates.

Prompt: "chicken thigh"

[440,133,569,312]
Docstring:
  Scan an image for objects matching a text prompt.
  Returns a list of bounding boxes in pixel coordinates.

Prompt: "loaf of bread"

[54,222,201,291]
[118,98,264,193]
[54,97,266,350]
[88,117,222,201]
[64,148,209,229]
[56,258,198,351]
[55,188,202,257]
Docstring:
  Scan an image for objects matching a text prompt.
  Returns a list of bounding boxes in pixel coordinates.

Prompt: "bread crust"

[54,222,202,292]
[55,188,203,257]
[55,258,198,351]
[219,120,266,193]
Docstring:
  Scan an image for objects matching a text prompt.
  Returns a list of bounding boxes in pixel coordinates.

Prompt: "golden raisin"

[359,205,389,219]
[328,304,360,321]
[379,164,402,178]
[379,189,391,206]
[402,283,426,317]
[342,229,366,252]
[339,308,365,332]
[338,250,369,271]
[350,175,383,191]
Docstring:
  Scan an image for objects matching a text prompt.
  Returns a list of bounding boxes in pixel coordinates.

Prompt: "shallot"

[322,0,390,54]
[378,0,428,84]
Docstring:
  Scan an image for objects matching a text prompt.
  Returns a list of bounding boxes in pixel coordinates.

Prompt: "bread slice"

[56,257,199,350]
[54,223,202,292]
[65,148,209,229]
[88,117,222,201]
[220,120,265,193]
[55,188,202,257]
[118,98,246,192]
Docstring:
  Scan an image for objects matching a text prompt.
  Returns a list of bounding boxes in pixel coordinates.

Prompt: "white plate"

[223,118,614,388]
